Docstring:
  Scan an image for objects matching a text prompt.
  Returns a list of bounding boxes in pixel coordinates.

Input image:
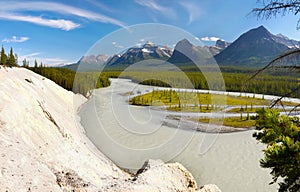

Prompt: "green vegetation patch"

[253,109,300,191]
[129,90,271,112]
[166,105,220,113]
[194,117,256,128]
[227,107,261,113]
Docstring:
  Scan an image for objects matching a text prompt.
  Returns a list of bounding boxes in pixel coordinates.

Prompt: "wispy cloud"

[135,43,142,47]
[135,0,176,18]
[39,57,71,66]
[19,52,72,66]
[0,13,79,31]
[201,36,220,42]
[85,0,115,13]
[2,36,29,43]
[179,1,203,24]
[20,52,41,58]
[0,1,125,30]
[112,42,124,49]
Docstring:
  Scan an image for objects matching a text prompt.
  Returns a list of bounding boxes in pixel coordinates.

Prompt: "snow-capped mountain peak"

[106,42,173,66]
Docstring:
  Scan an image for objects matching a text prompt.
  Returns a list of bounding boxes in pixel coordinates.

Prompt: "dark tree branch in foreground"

[252,0,300,29]
[245,49,300,82]
[251,2,300,192]
[243,48,300,112]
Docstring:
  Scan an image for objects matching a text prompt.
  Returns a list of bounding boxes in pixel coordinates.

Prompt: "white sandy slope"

[0,67,220,192]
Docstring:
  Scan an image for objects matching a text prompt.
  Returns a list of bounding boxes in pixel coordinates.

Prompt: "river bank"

[79,78,280,191]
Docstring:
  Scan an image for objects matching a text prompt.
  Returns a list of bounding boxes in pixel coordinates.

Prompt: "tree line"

[120,71,299,98]
[28,63,111,96]
[0,46,18,67]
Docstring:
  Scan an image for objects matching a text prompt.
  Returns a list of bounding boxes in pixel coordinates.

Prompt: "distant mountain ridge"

[273,33,300,48]
[79,54,109,65]
[63,54,109,71]
[62,25,300,70]
[215,25,299,66]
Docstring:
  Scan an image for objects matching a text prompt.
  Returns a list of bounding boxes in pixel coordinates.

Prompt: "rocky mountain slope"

[0,67,220,192]
[215,25,298,66]
[206,40,231,56]
[106,41,172,66]
[64,54,109,71]
[167,38,213,66]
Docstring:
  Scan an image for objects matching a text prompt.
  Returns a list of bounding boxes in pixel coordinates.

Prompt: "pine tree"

[7,47,16,67]
[14,53,18,66]
[34,59,38,72]
[254,109,300,192]
[40,62,45,75]
[22,58,29,68]
[0,45,7,66]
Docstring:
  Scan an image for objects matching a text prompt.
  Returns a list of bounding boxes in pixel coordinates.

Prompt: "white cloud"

[0,1,125,30]
[19,52,72,66]
[111,42,124,49]
[135,0,176,18]
[2,36,29,43]
[0,13,80,31]
[135,43,142,47]
[115,45,124,49]
[201,36,220,42]
[179,1,203,24]
[40,58,71,66]
[84,0,115,13]
[135,0,164,12]
[20,52,41,58]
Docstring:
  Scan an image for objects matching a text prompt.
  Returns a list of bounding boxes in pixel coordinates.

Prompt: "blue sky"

[0,0,299,66]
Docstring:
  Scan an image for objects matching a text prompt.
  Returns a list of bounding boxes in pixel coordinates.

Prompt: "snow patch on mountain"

[142,48,153,53]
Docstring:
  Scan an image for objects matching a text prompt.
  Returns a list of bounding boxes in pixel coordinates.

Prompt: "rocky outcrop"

[215,40,231,50]
[0,67,220,191]
[199,184,221,192]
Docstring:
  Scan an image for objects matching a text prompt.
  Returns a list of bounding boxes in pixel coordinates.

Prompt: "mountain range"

[215,25,299,66]
[106,41,173,66]
[63,25,300,71]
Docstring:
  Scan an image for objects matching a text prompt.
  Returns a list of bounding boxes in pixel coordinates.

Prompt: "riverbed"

[79,78,280,192]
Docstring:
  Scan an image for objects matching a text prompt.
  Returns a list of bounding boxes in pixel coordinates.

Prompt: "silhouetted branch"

[270,86,300,108]
[252,0,300,28]
[245,49,300,83]
[243,48,300,113]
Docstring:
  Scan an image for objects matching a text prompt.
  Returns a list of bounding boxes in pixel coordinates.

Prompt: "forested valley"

[27,64,299,98]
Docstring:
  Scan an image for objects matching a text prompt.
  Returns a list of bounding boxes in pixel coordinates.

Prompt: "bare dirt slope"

[0,67,220,192]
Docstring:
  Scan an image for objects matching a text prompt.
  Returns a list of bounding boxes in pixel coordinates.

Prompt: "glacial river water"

[78,78,286,192]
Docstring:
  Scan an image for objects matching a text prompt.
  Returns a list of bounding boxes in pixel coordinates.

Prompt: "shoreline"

[77,77,278,191]
[80,78,300,137]
[163,115,253,133]
[73,94,133,176]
